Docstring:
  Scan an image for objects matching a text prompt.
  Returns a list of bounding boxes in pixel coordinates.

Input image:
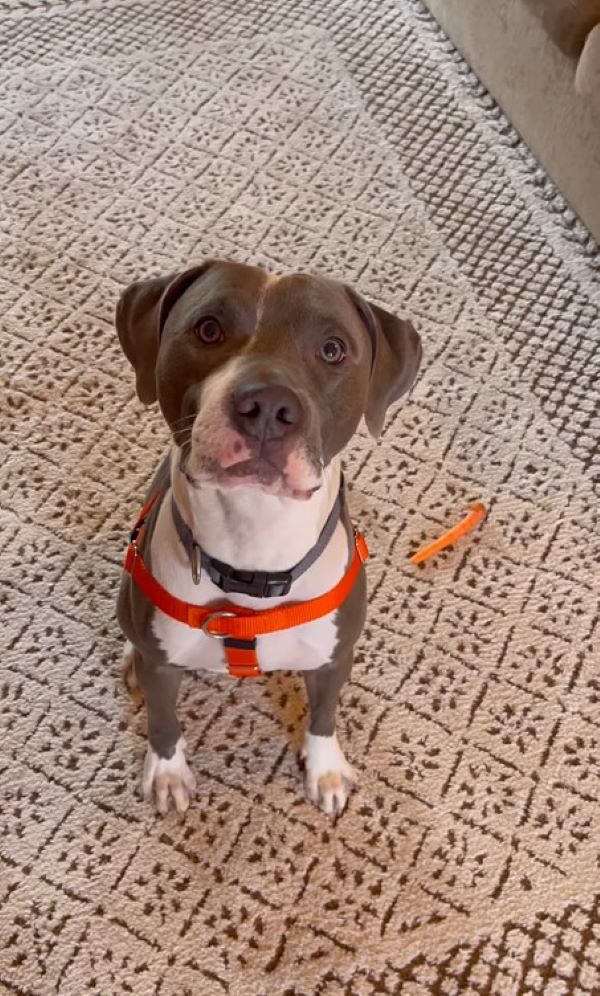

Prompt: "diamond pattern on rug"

[0,1,599,994]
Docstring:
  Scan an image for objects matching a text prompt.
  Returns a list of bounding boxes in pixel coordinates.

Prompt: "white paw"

[301,732,358,817]
[142,737,196,815]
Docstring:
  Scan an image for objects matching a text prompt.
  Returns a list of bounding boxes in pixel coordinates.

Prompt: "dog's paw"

[301,732,357,817]
[142,737,196,815]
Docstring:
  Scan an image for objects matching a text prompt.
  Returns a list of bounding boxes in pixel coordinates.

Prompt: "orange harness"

[123,492,369,678]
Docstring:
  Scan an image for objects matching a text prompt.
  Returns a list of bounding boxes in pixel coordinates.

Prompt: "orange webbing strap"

[123,495,369,677]
[193,531,369,639]
[130,492,161,538]
[223,638,261,678]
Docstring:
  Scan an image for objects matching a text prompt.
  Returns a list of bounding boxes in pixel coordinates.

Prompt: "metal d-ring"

[201,610,237,640]
[191,542,202,585]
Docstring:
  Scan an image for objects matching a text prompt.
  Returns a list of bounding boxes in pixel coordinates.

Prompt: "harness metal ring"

[201,610,237,640]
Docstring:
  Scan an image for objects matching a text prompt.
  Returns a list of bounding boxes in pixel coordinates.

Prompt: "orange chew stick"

[410,502,486,565]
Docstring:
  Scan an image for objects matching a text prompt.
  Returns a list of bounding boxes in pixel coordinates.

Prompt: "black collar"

[171,478,345,599]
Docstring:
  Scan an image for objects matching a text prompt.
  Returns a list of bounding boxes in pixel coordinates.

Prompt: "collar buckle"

[206,559,293,598]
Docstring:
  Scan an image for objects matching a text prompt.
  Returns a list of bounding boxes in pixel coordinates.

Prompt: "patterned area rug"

[1,1,599,993]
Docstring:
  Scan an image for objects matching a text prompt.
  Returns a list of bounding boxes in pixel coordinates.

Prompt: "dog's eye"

[194,317,223,345]
[319,337,346,364]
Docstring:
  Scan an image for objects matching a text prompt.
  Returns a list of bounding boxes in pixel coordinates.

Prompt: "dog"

[116,259,421,816]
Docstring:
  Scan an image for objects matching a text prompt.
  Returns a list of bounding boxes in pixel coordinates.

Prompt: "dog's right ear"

[115,273,174,404]
[115,262,215,404]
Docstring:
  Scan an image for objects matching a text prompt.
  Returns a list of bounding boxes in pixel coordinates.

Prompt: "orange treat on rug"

[410,502,486,565]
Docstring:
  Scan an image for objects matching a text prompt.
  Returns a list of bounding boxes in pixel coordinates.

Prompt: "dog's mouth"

[182,452,322,500]
[223,458,322,499]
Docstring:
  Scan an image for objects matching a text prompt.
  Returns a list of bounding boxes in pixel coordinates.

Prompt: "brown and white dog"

[116,260,421,816]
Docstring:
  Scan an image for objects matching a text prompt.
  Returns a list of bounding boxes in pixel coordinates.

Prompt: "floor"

[1,1,599,993]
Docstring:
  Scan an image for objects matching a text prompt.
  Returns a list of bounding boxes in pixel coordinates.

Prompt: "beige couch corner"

[422,0,600,242]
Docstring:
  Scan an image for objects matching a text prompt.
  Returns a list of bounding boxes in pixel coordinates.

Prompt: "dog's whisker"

[173,438,194,459]
[172,426,192,440]
[170,413,197,430]
[170,411,197,423]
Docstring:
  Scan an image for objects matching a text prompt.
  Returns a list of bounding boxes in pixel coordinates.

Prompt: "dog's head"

[116,260,421,499]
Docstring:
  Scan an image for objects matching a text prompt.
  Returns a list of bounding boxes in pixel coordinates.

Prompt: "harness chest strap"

[123,492,369,678]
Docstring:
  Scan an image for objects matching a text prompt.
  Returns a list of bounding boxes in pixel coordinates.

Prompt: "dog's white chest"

[150,496,347,675]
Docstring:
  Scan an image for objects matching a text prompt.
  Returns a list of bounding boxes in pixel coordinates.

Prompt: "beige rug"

[1,1,599,993]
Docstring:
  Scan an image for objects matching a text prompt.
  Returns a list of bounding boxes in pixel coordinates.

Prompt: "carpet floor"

[1,1,599,993]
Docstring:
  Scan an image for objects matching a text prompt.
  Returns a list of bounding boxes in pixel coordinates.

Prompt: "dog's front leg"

[302,653,357,816]
[125,644,196,814]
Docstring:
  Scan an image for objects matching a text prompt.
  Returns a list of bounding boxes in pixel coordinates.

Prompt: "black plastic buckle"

[129,518,145,545]
[206,558,293,598]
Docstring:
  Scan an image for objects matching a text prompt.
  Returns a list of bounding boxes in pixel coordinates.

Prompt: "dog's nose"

[232,384,302,441]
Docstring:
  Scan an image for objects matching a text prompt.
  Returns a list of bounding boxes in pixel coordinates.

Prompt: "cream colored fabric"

[527,0,600,57]
[576,22,600,92]
[1,1,599,993]
[424,0,600,241]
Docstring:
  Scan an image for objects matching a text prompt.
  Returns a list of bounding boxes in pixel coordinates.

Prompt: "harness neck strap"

[170,477,345,598]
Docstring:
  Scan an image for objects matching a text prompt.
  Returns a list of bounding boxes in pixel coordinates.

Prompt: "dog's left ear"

[348,289,422,437]
[115,262,215,404]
